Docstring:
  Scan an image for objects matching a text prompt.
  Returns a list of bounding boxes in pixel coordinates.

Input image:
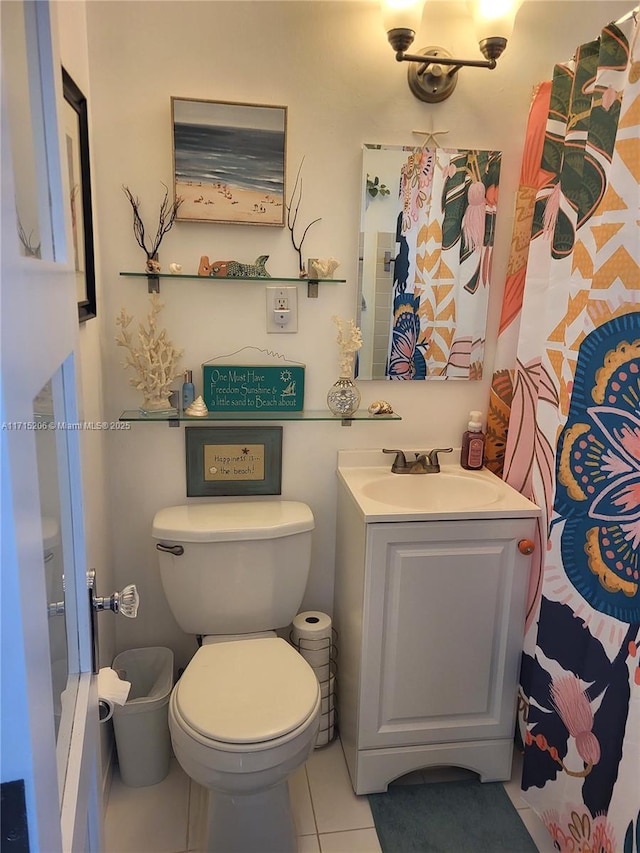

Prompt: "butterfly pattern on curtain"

[486,12,640,852]
[386,147,501,380]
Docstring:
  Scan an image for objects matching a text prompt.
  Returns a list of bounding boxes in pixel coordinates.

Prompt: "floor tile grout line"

[304,764,322,848]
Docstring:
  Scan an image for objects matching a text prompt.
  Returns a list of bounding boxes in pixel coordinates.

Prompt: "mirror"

[356,144,501,380]
[33,378,71,746]
[1,0,51,260]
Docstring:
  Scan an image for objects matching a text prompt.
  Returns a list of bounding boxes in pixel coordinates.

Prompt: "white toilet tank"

[152,501,314,635]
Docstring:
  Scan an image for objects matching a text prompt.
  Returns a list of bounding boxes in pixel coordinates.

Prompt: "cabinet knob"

[518,539,535,555]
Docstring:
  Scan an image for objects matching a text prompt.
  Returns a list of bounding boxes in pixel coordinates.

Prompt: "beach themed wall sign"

[185,426,283,497]
[202,347,305,413]
[171,97,287,226]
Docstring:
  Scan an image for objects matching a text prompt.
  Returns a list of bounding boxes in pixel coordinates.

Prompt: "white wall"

[83,0,633,671]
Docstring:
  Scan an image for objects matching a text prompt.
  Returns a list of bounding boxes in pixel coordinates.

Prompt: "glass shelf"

[119,409,401,427]
[119,272,346,297]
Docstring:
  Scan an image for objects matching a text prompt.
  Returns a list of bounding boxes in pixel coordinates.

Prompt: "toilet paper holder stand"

[289,628,338,747]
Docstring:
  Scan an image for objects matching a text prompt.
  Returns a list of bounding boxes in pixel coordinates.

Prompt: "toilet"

[152,501,321,853]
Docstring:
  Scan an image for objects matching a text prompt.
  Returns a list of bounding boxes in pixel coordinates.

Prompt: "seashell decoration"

[184,395,209,417]
[168,263,183,274]
[367,399,394,415]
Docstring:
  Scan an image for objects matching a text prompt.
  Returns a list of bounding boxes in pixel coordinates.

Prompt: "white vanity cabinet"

[333,456,539,795]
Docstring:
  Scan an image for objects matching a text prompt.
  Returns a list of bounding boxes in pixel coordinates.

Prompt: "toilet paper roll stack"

[292,611,335,747]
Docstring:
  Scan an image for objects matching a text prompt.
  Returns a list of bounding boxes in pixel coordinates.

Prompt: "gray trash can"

[112,646,174,787]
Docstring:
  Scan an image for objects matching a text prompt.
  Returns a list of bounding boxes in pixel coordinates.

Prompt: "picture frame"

[185,426,283,497]
[62,68,96,323]
[171,97,287,226]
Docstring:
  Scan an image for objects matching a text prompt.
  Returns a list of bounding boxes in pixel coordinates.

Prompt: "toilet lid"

[175,638,319,744]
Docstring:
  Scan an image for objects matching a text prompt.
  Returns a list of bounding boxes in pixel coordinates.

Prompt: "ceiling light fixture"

[381,0,523,103]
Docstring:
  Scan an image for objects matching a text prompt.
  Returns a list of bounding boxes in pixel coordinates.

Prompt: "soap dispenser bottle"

[461,410,485,470]
[181,370,195,411]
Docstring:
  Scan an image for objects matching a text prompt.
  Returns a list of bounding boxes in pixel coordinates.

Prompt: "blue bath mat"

[368,780,538,852]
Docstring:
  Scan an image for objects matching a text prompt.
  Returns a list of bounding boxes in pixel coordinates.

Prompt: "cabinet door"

[359,518,534,749]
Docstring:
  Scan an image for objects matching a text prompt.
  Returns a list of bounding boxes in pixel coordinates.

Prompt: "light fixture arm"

[385,18,511,103]
[395,50,495,71]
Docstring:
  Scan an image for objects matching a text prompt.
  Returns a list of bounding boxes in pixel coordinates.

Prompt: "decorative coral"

[308,258,340,279]
[115,293,184,412]
[332,315,363,378]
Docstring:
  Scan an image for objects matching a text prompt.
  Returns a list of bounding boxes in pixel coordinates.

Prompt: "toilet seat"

[174,638,319,746]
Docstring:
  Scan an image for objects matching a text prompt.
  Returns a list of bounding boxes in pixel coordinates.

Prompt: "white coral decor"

[332,315,363,378]
[115,293,184,412]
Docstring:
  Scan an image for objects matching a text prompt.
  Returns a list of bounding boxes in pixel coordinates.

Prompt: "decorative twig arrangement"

[286,158,321,277]
[17,216,41,258]
[115,293,184,411]
[122,183,183,272]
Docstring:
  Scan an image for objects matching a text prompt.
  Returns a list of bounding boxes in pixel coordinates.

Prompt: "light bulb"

[380,0,423,34]
[470,0,523,41]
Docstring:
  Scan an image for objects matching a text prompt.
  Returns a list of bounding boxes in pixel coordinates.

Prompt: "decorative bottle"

[181,370,196,411]
[460,410,485,470]
[327,377,361,418]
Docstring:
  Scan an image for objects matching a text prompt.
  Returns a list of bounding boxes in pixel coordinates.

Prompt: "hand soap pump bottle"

[461,410,485,470]
[181,370,195,411]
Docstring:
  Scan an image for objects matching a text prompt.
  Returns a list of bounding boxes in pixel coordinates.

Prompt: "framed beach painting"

[171,97,287,226]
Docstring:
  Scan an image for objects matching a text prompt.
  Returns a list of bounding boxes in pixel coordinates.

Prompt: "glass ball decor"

[327,377,361,417]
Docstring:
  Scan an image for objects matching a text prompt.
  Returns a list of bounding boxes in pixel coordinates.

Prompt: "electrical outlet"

[266,286,297,333]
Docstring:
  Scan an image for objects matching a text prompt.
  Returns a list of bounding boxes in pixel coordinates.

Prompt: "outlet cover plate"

[266,285,297,333]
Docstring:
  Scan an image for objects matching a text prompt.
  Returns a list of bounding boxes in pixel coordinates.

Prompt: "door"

[1,1,101,850]
[359,518,535,748]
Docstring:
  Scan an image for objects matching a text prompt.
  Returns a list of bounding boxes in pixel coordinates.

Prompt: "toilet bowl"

[152,500,320,853]
[169,637,321,853]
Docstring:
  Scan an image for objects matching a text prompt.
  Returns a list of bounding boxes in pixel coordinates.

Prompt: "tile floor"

[104,738,557,853]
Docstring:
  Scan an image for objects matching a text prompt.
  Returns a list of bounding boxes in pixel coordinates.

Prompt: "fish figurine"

[198,255,271,278]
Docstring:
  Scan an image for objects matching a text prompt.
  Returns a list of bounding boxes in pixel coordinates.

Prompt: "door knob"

[87,570,140,674]
[518,539,535,555]
[91,583,139,618]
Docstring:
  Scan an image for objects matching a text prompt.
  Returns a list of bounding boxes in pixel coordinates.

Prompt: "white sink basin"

[360,470,500,511]
[337,450,540,522]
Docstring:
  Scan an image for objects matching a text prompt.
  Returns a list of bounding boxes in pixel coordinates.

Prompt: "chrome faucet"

[383,447,453,474]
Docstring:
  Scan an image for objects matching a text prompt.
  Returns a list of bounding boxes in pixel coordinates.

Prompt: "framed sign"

[62,68,96,322]
[171,97,287,226]
[203,347,305,413]
[185,426,282,497]
[203,363,304,413]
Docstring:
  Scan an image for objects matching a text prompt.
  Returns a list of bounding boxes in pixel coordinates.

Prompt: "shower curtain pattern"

[486,14,640,851]
[387,148,501,379]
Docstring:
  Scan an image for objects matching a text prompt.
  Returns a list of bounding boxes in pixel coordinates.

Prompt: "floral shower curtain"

[387,147,501,379]
[486,11,640,850]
